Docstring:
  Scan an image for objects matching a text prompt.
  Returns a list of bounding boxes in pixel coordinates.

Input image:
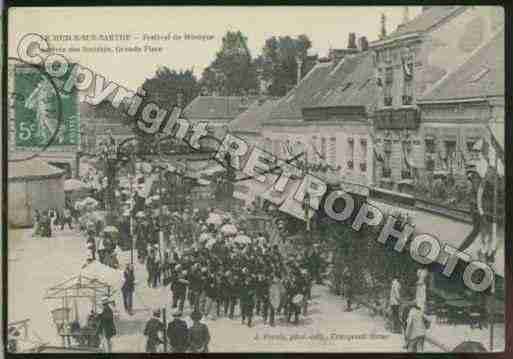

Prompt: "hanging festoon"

[375,67,383,88]
[402,56,413,81]
[401,140,413,177]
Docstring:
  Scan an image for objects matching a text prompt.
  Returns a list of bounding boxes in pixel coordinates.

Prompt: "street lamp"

[127,174,135,265]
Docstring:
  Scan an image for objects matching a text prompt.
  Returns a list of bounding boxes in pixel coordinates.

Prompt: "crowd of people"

[32,203,76,238]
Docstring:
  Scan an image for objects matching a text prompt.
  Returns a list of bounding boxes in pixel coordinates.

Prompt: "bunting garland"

[402,57,413,80]
[375,68,383,88]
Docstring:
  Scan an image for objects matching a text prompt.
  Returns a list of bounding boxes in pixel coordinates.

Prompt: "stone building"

[415,29,504,201]
[369,6,504,194]
[183,95,259,149]
[227,98,278,147]
[262,34,374,196]
[183,95,258,128]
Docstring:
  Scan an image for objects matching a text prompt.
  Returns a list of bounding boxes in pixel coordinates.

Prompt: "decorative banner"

[402,57,413,80]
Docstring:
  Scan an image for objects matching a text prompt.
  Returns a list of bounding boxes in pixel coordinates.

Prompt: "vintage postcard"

[5,5,505,353]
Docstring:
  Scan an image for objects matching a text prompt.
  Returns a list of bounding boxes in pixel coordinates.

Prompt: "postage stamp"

[12,64,80,153]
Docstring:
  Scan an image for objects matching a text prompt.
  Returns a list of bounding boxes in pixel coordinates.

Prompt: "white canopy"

[64,179,89,192]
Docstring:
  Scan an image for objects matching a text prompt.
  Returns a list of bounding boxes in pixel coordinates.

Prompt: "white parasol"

[206,213,223,226]
[82,197,98,208]
[199,232,211,242]
[74,201,84,211]
[197,179,211,186]
[118,177,130,188]
[221,224,238,236]
[233,234,251,244]
[140,162,153,174]
[64,179,89,192]
[206,237,217,248]
[104,226,119,234]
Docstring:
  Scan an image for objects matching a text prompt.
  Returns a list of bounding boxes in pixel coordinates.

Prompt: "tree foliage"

[142,66,200,111]
[256,34,314,96]
[200,31,258,96]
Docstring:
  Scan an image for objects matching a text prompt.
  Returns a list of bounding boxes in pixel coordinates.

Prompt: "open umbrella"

[82,197,98,206]
[452,341,487,352]
[64,179,89,192]
[206,213,223,226]
[118,177,130,188]
[199,233,211,242]
[74,201,84,211]
[221,224,238,236]
[206,237,217,248]
[233,234,251,244]
[104,226,119,234]
[140,162,153,174]
[197,179,210,186]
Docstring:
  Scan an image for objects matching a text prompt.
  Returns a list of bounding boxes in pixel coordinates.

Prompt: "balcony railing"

[402,95,413,105]
[382,168,392,178]
[425,158,435,171]
[401,170,413,179]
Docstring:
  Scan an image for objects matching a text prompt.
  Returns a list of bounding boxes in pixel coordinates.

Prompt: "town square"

[5,5,506,353]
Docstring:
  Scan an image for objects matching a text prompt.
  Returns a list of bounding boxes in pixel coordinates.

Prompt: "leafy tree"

[200,31,258,96]
[257,34,314,96]
[142,66,200,111]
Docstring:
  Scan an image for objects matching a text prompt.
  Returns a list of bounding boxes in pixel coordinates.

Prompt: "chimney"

[347,33,357,49]
[296,56,303,85]
[402,6,410,23]
[380,13,387,39]
[358,36,369,52]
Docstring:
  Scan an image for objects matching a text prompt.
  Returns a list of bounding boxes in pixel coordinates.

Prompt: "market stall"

[43,262,123,351]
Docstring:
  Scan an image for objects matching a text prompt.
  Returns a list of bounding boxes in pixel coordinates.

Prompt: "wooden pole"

[129,176,134,265]
[489,147,498,351]
[162,308,167,352]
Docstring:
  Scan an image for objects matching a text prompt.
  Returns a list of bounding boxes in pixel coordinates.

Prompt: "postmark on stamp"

[10,59,80,159]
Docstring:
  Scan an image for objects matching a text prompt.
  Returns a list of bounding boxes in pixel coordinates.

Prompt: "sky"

[9,6,422,89]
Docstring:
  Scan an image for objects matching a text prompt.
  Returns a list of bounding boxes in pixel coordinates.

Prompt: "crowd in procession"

[65,159,325,352]
[36,147,480,354]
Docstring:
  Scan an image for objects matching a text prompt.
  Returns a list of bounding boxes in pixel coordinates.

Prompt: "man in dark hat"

[144,309,165,353]
[203,271,218,319]
[255,273,270,318]
[121,264,135,315]
[135,214,150,262]
[240,274,256,327]
[188,263,203,312]
[167,309,189,352]
[146,248,157,288]
[86,229,97,260]
[188,311,211,353]
[96,297,116,352]
[226,271,239,319]
[171,269,188,313]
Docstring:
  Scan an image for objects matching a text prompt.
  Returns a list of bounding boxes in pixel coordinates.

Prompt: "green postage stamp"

[12,65,80,151]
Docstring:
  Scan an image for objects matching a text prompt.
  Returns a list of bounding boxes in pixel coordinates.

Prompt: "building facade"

[370,6,504,194]
[262,42,375,195]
